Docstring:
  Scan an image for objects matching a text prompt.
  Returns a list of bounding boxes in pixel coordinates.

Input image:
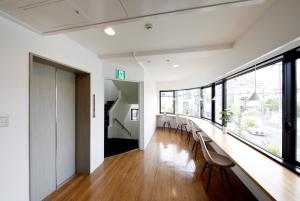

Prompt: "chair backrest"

[162,112,168,121]
[197,126,213,164]
[189,119,200,142]
[186,118,192,131]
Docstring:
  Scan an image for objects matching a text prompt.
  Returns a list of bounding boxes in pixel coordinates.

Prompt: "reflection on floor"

[45,128,257,201]
[105,138,139,158]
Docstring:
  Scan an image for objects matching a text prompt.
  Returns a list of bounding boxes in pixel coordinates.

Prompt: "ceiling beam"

[98,43,234,59]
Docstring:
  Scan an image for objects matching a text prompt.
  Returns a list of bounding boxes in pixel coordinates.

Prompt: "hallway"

[45,128,256,201]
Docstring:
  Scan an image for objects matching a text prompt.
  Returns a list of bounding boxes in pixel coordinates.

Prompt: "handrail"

[113,118,132,136]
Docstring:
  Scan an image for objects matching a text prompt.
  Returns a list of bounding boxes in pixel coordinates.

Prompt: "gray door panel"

[30,62,56,201]
[56,69,76,186]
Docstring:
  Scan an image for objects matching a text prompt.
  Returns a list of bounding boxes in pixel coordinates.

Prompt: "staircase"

[104,100,138,158]
[104,101,115,139]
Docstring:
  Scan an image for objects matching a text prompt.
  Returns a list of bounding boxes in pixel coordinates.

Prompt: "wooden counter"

[157,114,300,201]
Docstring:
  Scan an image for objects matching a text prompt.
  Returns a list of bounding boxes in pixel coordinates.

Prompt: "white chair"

[161,113,171,130]
[199,129,235,195]
[189,119,212,158]
[185,118,193,144]
[175,115,187,134]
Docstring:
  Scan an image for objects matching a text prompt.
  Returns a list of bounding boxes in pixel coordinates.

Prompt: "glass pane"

[160,91,174,113]
[215,84,223,124]
[297,59,300,162]
[202,87,212,119]
[175,90,183,114]
[131,109,139,120]
[193,89,201,118]
[175,89,201,117]
[227,62,283,157]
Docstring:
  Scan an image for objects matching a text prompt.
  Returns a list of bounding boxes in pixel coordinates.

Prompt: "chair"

[161,113,171,130]
[175,115,187,134]
[186,119,193,144]
[189,119,212,158]
[180,116,189,135]
[198,129,235,195]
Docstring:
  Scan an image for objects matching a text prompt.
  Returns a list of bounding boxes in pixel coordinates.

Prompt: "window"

[192,88,201,118]
[175,90,184,114]
[175,88,201,117]
[214,84,223,124]
[131,109,139,121]
[202,87,212,119]
[227,62,283,157]
[297,58,300,162]
[160,91,174,113]
[158,47,300,172]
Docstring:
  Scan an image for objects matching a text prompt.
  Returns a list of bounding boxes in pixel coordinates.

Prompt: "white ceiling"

[0,0,276,82]
[0,0,271,33]
[65,0,275,82]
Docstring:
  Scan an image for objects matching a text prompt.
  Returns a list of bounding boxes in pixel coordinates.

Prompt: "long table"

[157,114,300,201]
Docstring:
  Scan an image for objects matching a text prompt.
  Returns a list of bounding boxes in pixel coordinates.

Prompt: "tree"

[265,98,279,111]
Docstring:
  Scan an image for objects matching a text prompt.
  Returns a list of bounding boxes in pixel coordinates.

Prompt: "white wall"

[104,80,118,103]
[0,16,104,201]
[124,105,140,139]
[157,0,300,90]
[142,69,158,148]
[113,80,139,103]
[103,60,144,82]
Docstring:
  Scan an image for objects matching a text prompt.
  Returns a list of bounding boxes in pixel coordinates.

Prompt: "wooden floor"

[45,128,257,201]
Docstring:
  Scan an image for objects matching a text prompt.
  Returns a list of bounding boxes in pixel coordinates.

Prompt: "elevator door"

[56,69,76,186]
[30,63,76,201]
[30,62,56,201]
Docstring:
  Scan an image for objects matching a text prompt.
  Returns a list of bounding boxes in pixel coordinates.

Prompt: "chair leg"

[220,168,223,182]
[163,122,166,130]
[175,125,179,133]
[194,143,198,158]
[201,162,208,176]
[206,166,213,192]
[188,135,191,144]
[192,141,196,151]
[224,168,234,198]
[168,122,171,129]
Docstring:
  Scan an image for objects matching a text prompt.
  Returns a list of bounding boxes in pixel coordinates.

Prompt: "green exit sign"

[116,69,126,80]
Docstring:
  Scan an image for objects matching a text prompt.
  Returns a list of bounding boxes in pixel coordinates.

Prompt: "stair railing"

[113,118,132,137]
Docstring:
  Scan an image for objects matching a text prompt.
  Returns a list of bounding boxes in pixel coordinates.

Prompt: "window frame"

[214,82,223,126]
[201,85,213,120]
[131,109,139,121]
[225,59,284,156]
[159,90,175,114]
[159,87,201,118]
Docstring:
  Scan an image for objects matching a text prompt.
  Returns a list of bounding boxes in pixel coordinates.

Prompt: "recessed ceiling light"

[173,64,180,68]
[166,59,170,62]
[147,60,151,63]
[104,27,115,36]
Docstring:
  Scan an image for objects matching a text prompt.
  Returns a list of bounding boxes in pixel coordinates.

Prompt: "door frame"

[29,53,91,200]
[104,78,144,150]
